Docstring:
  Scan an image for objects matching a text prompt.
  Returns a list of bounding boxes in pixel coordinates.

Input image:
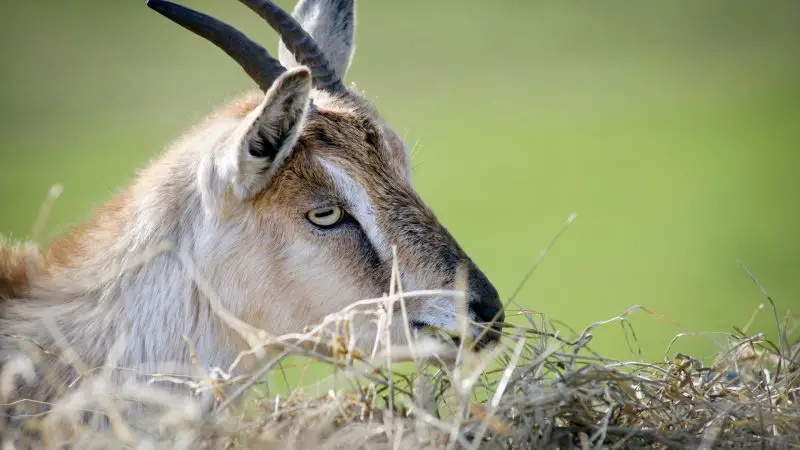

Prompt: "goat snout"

[468,265,505,348]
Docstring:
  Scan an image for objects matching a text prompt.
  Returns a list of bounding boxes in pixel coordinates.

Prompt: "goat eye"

[306,206,344,228]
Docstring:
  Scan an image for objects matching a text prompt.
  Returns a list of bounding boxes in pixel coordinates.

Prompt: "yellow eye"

[306,206,344,228]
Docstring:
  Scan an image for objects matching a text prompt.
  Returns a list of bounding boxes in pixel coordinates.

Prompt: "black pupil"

[315,209,335,218]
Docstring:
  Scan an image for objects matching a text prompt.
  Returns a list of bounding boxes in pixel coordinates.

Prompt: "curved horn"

[238,0,346,94]
[147,0,287,92]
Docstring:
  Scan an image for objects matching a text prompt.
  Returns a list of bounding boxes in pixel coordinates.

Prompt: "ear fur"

[278,0,356,79]
[215,67,312,201]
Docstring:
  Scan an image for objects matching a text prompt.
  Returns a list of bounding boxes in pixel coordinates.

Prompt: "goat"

[0,0,505,408]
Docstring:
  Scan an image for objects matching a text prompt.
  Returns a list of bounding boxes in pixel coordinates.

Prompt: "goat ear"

[279,0,355,79]
[221,67,312,200]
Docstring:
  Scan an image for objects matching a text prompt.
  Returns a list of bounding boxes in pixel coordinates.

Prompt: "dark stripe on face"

[343,216,388,287]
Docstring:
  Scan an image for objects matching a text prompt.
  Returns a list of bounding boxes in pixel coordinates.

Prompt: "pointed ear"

[219,67,312,200]
[279,0,355,79]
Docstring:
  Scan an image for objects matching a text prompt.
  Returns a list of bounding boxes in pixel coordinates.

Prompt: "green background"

[1,1,798,362]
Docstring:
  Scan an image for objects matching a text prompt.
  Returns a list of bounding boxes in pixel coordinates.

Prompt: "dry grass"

[2,288,798,449]
[2,207,799,449]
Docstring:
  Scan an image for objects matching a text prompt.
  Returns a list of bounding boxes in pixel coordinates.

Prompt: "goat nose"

[470,298,505,325]
[467,264,505,325]
[468,287,505,350]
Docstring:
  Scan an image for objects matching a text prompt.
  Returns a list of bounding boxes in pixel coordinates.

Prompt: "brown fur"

[0,3,504,419]
[0,242,34,301]
[0,89,499,408]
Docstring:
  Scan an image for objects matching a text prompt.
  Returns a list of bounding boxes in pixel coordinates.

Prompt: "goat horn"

[147,0,287,92]
[238,0,346,94]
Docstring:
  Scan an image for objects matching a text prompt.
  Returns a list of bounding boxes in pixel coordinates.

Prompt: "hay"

[2,296,797,450]
[2,208,798,448]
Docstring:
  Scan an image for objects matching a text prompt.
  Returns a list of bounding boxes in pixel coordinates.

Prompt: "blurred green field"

[1,0,798,362]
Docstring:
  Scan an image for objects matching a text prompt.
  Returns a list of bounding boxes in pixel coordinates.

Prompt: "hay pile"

[2,294,797,450]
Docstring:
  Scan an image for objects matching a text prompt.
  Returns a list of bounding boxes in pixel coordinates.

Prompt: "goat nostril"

[470,298,505,350]
[469,299,504,325]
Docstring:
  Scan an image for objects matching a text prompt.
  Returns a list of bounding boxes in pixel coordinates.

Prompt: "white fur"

[0,0,502,408]
[279,0,356,78]
[317,157,390,261]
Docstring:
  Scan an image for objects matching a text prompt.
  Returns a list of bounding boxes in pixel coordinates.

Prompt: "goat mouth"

[410,321,501,352]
